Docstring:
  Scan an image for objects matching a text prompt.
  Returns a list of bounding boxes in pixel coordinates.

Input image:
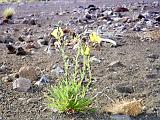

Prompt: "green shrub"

[46,25,92,113]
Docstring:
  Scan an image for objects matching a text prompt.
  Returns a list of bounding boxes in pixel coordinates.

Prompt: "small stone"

[13,77,31,92]
[29,18,36,25]
[116,84,134,94]
[0,65,10,74]
[132,25,141,31]
[85,14,92,20]
[108,61,125,68]
[35,75,49,86]
[90,56,101,63]
[155,16,160,22]
[110,115,131,120]
[114,7,129,12]
[18,36,25,42]
[16,47,26,55]
[37,39,49,47]
[147,54,159,59]
[19,65,38,81]
[6,44,16,54]
[3,36,14,44]
[2,76,13,83]
[52,65,64,76]
[146,70,158,79]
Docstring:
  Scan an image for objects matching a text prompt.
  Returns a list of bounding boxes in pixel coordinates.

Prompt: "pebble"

[22,18,37,25]
[114,7,129,12]
[147,54,159,59]
[37,39,49,47]
[0,65,9,74]
[35,75,49,86]
[110,115,131,120]
[2,76,14,83]
[6,44,16,54]
[16,47,27,55]
[18,36,25,42]
[90,56,101,63]
[51,65,64,76]
[13,77,31,92]
[19,65,38,81]
[3,35,14,44]
[155,16,160,22]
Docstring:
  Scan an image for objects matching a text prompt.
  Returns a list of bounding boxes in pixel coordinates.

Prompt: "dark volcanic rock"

[16,47,26,55]
[155,16,160,22]
[6,44,16,54]
[115,7,129,12]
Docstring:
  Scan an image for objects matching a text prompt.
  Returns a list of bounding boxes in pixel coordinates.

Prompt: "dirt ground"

[0,0,160,120]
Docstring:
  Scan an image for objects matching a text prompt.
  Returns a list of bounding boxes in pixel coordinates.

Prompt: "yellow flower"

[51,27,64,40]
[81,45,90,56]
[89,32,102,44]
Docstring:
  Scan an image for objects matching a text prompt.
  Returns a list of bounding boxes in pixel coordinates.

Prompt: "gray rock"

[3,35,14,44]
[0,65,10,74]
[13,77,31,92]
[35,75,49,86]
[90,56,101,63]
[37,39,48,47]
[147,54,159,59]
[110,115,131,120]
[52,65,64,76]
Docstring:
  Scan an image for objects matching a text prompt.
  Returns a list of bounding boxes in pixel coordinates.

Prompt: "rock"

[110,115,131,120]
[22,18,37,25]
[132,25,141,31]
[3,36,14,44]
[0,65,10,74]
[114,7,129,12]
[19,66,38,81]
[137,14,145,19]
[18,36,25,42]
[37,39,49,47]
[146,20,154,27]
[147,54,159,59]
[13,77,31,92]
[87,4,97,11]
[51,65,64,76]
[108,61,125,68]
[15,47,26,55]
[116,84,134,94]
[155,16,160,22]
[90,56,101,63]
[146,69,158,79]
[6,44,16,54]
[85,14,92,20]
[2,76,14,83]
[35,75,49,86]
[29,18,37,25]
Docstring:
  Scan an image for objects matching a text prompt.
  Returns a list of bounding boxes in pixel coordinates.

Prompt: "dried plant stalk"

[103,99,144,116]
